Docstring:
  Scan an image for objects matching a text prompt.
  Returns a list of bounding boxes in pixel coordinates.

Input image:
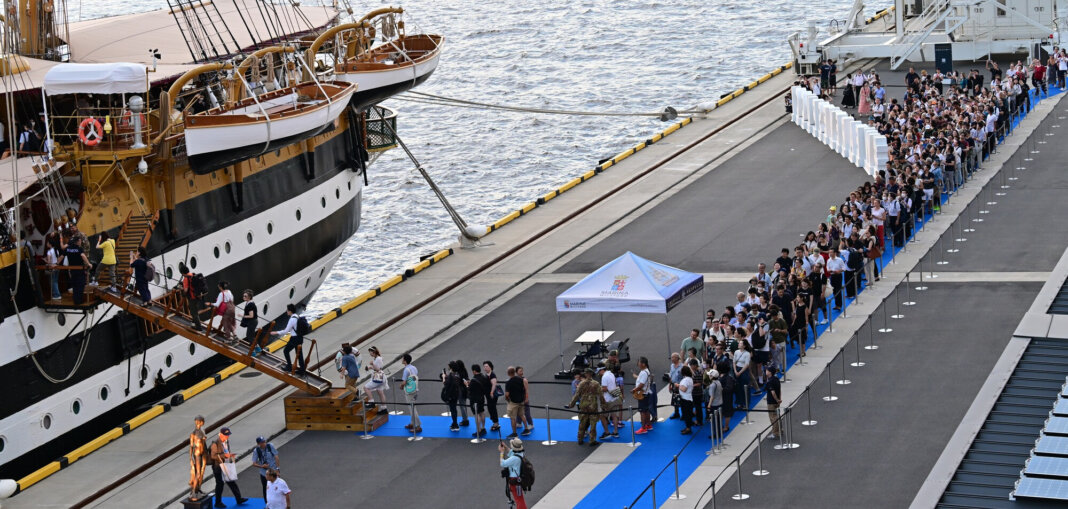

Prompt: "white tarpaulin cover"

[43,63,147,96]
[556,251,704,314]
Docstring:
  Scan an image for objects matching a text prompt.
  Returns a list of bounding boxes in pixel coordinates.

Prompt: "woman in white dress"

[363,346,389,412]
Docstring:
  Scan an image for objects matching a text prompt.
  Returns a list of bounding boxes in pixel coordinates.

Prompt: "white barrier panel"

[788,86,888,175]
[850,122,863,166]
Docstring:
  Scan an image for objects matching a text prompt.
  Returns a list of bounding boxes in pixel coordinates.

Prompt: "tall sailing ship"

[0,0,441,479]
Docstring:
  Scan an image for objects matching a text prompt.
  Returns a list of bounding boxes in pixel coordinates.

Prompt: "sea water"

[79,0,856,317]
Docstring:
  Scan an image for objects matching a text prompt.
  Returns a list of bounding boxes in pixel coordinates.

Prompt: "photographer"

[499,438,527,509]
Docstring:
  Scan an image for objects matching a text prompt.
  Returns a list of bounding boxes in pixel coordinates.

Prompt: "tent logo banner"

[562,300,587,309]
[603,275,630,297]
[649,267,679,287]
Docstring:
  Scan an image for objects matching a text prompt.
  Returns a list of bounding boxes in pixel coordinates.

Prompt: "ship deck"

[9,55,1068,509]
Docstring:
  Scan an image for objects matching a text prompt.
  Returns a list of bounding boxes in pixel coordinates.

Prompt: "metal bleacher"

[936,338,1068,508]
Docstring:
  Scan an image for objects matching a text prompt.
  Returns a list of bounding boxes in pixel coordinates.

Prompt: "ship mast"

[6,0,69,60]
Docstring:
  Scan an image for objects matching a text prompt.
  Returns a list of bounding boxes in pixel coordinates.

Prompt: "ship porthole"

[288,288,295,299]
[27,325,36,339]
[347,181,352,191]
[319,267,325,279]
[263,303,269,314]
[190,256,198,269]
[0,436,6,453]
[166,266,174,280]
[321,197,327,208]
[213,246,220,259]
[165,354,173,368]
[335,188,340,199]
[189,343,196,355]
[267,222,274,235]
[99,386,109,401]
[246,231,253,245]
[57,314,66,326]
[71,399,82,415]
[224,242,231,254]
[140,366,149,381]
[295,209,302,221]
[41,414,53,430]
[304,277,310,289]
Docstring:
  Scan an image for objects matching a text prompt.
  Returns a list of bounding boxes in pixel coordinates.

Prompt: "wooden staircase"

[90,285,333,395]
[98,212,159,289]
[283,388,389,432]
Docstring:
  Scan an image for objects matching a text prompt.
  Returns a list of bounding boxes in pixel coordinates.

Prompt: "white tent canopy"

[43,63,148,96]
[554,252,704,369]
[556,251,704,314]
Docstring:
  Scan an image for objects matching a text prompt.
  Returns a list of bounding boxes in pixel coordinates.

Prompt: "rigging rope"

[396,90,704,119]
[375,109,481,240]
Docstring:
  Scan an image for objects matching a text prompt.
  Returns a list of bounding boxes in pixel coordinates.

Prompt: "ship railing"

[49,106,158,156]
[365,105,397,152]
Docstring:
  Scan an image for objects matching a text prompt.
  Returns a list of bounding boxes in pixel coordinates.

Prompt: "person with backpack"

[128,247,152,306]
[441,361,464,431]
[340,345,361,398]
[468,363,489,438]
[181,263,206,332]
[498,438,531,509]
[271,304,308,375]
[214,281,237,343]
[401,353,421,434]
[251,436,280,502]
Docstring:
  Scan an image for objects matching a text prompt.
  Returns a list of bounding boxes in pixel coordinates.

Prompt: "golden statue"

[189,415,208,501]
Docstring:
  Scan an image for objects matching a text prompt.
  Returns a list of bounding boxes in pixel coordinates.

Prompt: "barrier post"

[670,455,687,500]
[803,386,818,425]
[361,403,374,441]
[707,411,718,455]
[742,390,752,425]
[541,405,557,446]
[390,381,403,415]
[877,299,892,334]
[937,235,949,265]
[836,347,852,385]
[651,479,657,507]
[731,456,749,500]
[777,406,799,449]
[851,330,865,367]
[916,264,928,291]
[903,273,916,306]
[824,363,838,402]
[753,437,769,476]
[627,406,641,448]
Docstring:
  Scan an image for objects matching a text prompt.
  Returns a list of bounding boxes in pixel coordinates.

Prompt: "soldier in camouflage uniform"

[567,368,602,446]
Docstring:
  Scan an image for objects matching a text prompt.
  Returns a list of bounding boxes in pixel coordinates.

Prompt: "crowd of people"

[188,415,291,508]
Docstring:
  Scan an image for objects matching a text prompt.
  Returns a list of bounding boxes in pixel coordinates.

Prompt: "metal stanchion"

[878,298,892,333]
[915,265,928,291]
[361,404,374,441]
[851,331,865,367]
[711,480,717,509]
[389,383,403,416]
[775,407,799,450]
[541,405,556,446]
[670,456,687,500]
[936,235,949,265]
[731,457,749,500]
[803,386,818,425]
[867,313,880,350]
[741,390,752,425]
[837,347,852,385]
[707,411,718,455]
[627,406,641,448]
[651,479,657,507]
[823,365,838,402]
[752,438,769,476]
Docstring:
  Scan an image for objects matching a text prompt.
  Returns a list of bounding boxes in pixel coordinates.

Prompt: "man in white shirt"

[826,250,847,310]
[264,469,291,509]
[598,363,620,437]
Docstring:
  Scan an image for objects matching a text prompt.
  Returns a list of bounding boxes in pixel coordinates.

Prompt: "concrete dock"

[9,56,1068,509]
